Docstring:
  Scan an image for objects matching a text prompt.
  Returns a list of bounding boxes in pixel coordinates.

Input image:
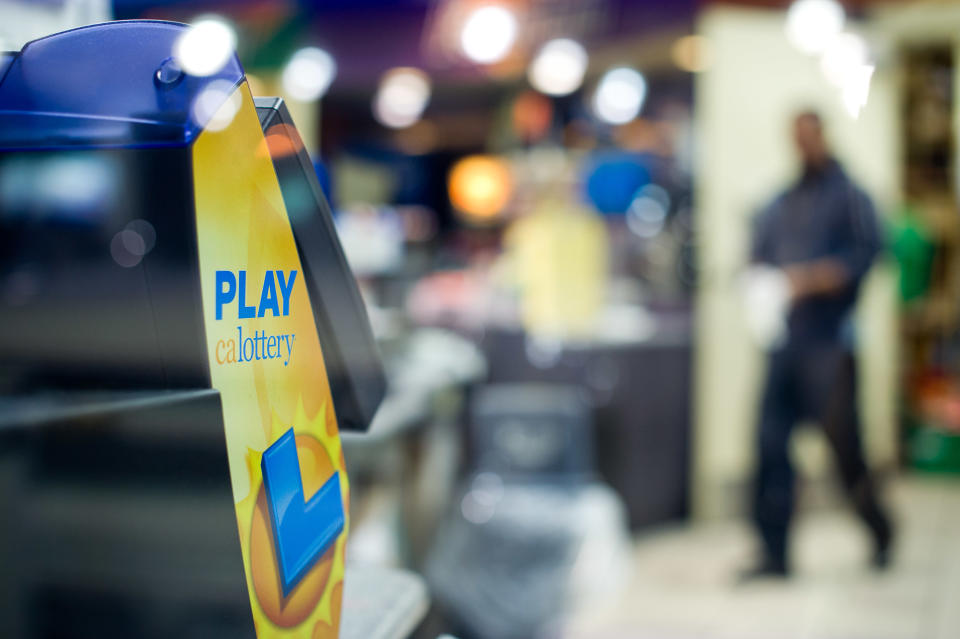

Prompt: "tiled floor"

[563,476,960,639]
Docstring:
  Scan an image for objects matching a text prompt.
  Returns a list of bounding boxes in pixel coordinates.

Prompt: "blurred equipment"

[427,384,631,639]
[470,384,595,481]
[483,327,692,530]
[898,45,960,475]
[0,391,252,639]
[339,567,430,639]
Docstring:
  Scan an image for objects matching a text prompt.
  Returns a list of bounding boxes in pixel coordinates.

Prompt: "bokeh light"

[282,47,337,102]
[841,63,875,119]
[671,35,712,73]
[785,0,845,55]
[511,91,554,142]
[110,223,155,269]
[373,67,432,129]
[173,17,237,77]
[593,67,646,125]
[191,79,242,132]
[460,5,517,64]
[820,32,869,88]
[528,38,588,96]
[627,184,670,238]
[448,155,513,223]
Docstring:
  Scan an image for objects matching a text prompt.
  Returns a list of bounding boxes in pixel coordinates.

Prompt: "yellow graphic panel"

[192,81,348,639]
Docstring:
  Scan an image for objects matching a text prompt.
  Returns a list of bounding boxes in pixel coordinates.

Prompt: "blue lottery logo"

[260,428,345,596]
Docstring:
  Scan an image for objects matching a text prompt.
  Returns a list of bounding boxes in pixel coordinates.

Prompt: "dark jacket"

[752,160,882,345]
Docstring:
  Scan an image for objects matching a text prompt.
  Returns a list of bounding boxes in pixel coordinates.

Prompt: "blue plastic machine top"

[0,21,246,150]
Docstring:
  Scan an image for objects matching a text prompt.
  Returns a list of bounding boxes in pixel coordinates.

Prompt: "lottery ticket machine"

[0,21,385,639]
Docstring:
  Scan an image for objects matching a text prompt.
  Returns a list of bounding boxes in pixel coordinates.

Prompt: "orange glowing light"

[448,155,513,222]
[671,35,712,73]
[263,123,305,158]
[511,90,553,143]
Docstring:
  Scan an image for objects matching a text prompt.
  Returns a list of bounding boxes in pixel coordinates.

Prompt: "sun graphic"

[235,397,349,638]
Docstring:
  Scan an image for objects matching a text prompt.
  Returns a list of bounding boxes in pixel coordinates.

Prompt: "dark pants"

[752,344,892,568]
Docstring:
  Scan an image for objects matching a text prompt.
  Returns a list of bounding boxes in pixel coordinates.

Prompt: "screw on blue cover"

[0,21,246,150]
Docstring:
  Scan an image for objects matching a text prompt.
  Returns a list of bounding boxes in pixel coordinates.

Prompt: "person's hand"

[783,264,811,302]
[783,260,848,301]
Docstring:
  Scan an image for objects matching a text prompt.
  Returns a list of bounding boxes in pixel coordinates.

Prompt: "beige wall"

[693,6,901,518]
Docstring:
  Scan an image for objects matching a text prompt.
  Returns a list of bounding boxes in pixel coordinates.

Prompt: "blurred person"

[743,110,893,579]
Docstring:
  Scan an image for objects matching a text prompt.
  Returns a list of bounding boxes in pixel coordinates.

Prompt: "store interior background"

[3,0,960,637]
